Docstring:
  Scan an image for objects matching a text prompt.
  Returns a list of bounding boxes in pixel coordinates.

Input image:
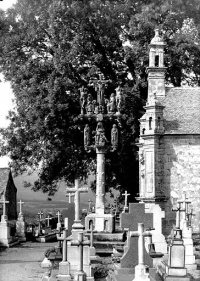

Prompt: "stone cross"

[45,214,52,227]
[172,202,183,239]
[187,209,195,227]
[37,211,44,234]
[56,210,62,224]
[0,197,9,221]
[130,223,152,280]
[57,229,68,262]
[71,232,90,280]
[178,193,191,222]
[56,226,63,259]
[18,199,24,215]
[172,202,183,229]
[66,179,88,222]
[66,193,75,203]
[122,191,130,208]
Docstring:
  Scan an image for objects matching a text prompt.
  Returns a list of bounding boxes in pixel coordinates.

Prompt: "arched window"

[157,117,161,129]
[155,55,159,67]
[142,128,145,135]
[149,117,152,130]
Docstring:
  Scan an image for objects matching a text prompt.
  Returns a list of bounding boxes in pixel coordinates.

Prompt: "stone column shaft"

[96,152,105,214]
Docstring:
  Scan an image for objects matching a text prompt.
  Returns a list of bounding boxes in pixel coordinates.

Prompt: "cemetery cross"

[71,232,90,279]
[45,214,52,227]
[122,190,130,212]
[80,73,123,217]
[130,223,153,280]
[66,179,88,223]
[0,197,9,221]
[37,211,44,235]
[18,199,24,215]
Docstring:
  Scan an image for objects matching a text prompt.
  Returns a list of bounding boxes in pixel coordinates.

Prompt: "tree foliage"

[0,0,199,198]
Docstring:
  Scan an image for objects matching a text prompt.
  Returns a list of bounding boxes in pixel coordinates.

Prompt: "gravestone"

[118,203,153,273]
[145,203,167,254]
[62,204,75,236]
[16,200,27,242]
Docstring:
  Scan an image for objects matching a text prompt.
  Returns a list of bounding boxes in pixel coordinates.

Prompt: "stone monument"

[122,191,130,213]
[157,202,191,281]
[0,197,12,246]
[130,223,152,281]
[80,74,124,232]
[66,179,88,236]
[57,228,72,280]
[16,199,27,242]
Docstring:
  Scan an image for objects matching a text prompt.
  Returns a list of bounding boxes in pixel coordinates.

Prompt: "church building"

[0,168,17,221]
[137,29,200,234]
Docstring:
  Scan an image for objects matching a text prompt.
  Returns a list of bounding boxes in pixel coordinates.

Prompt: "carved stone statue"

[95,122,107,148]
[107,93,116,113]
[86,93,94,114]
[115,86,123,112]
[111,124,118,150]
[79,86,87,114]
[84,124,90,148]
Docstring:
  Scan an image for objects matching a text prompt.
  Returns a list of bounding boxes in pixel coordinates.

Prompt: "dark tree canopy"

[0,0,199,199]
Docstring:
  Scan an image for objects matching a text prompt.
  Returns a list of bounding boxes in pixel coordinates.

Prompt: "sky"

[0,0,17,167]
[0,0,17,129]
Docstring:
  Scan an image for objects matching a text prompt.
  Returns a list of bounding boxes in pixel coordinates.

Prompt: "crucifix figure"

[172,202,183,239]
[122,190,130,212]
[66,179,88,224]
[0,197,9,222]
[130,223,152,281]
[18,199,24,216]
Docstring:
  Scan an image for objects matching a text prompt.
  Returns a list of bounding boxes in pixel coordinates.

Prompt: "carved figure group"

[80,85,123,115]
[95,122,108,148]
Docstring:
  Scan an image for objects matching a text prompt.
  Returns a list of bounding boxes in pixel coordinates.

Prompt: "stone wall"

[163,135,200,233]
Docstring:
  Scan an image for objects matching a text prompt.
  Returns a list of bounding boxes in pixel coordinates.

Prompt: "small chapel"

[137,29,200,234]
[0,168,17,221]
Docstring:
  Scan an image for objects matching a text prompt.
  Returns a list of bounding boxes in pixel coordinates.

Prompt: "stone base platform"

[84,231,125,255]
[0,236,19,248]
[157,261,191,281]
[85,213,115,233]
[108,267,162,281]
[35,232,57,242]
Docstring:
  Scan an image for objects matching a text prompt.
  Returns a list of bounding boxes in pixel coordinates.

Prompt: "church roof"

[0,168,16,199]
[160,87,200,134]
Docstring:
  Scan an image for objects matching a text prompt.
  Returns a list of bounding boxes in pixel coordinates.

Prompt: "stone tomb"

[145,203,168,254]
[116,203,154,274]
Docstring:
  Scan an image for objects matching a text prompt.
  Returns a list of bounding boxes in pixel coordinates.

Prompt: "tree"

[0,0,199,198]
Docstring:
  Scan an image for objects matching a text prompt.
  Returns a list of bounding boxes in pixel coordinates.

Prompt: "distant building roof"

[0,168,16,199]
[159,87,200,134]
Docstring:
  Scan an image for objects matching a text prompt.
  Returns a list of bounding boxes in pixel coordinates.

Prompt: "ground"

[0,241,58,281]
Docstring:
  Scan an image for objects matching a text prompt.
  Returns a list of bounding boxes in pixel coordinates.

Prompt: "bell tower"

[147,29,166,99]
[137,29,167,203]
